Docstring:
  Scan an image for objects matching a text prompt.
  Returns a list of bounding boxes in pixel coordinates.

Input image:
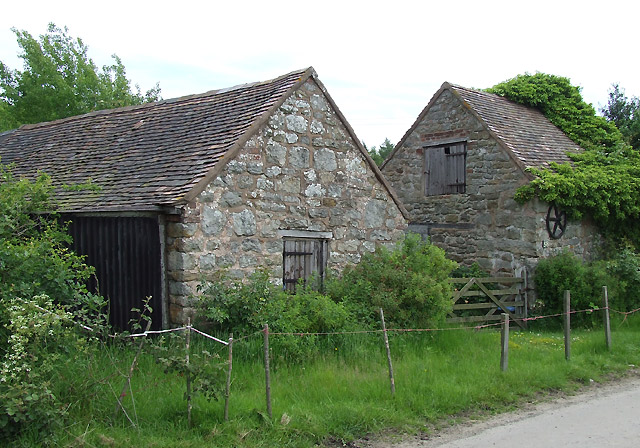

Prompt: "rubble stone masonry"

[382,90,600,278]
[165,79,407,324]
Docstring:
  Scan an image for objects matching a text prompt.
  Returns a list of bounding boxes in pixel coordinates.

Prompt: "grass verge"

[14,314,640,447]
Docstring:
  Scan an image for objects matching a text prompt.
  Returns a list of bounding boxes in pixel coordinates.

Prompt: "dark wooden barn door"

[65,216,163,331]
[283,238,327,292]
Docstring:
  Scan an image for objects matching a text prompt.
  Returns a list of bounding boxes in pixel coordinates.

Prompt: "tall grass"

[16,314,640,447]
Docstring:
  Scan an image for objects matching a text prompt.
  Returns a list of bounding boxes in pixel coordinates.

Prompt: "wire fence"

[19,286,640,427]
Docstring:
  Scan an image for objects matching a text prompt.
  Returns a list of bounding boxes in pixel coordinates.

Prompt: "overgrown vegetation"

[328,233,456,329]
[197,234,456,337]
[533,250,640,327]
[0,163,107,441]
[489,73,640,248]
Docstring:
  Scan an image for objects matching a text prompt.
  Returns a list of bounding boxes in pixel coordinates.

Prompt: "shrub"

[605,248,640,311]
[533,251,619,327]
[0,295,95,441]
[0,164,107,441]
[326,233,457,329]
[0,164,104,345]
[196,268,351,336]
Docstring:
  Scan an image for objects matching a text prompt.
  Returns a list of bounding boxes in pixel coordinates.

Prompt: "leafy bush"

[196,235,456,357]
[605,248,640,311]
[0,163,107,441]
[326,233,457,329]
[196,269,352,360]
[533,251,619,327]
[0,295,96,440]
[196,268,351,336]
[0,165,104,342]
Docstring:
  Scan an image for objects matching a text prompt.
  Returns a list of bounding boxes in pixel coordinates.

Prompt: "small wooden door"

[283,238,328,292]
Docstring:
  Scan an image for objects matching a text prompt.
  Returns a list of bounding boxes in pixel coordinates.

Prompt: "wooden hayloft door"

[425,142,466,195]
[283,238,328,292]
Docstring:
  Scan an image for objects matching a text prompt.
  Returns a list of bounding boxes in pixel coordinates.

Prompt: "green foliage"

[514,148,640,246]
[488,73,625,152]
[364,138,394,166]
[533,251,620,327]
[197,268,351,335]
[490,73,640,247]
[196,268,352,360]
[603,247,640,311]
[0,164,100,319]
[151,334,224,402]
[328,234,456,329]
[0,295,96,441]
[196,235,456,358]
[0,23,160,131]
[602,84,640,150]
[0,163,107,441]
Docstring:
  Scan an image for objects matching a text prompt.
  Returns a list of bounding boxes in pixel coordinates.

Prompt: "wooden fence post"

[379,308,396,396]
[263,324,272,419]
[602,286,612,350]
[500,313,509,372]
[186,317,192,428]
[564,291,571,361]
[224,333,233,421]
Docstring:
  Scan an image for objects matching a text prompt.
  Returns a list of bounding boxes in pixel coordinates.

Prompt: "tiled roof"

[448,83,583,169]
[0,68,311,212]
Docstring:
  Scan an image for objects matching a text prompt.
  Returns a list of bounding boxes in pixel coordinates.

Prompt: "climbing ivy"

[489,73,640,248]
[488,73,625,152]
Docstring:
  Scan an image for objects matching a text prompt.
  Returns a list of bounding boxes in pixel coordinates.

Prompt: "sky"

[1,1,639,147]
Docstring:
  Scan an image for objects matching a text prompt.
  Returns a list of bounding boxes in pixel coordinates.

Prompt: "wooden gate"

[447,277,527,329]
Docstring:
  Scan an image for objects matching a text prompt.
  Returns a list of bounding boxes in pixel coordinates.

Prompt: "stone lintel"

[277,229,333,239]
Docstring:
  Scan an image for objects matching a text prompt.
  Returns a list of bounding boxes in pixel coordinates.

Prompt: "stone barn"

[381,82,600,277]
[0,67,408,329]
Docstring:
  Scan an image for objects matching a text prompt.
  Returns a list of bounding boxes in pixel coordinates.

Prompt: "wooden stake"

[500,313,509,372]
[564,291,571,361]
[224,333,233,421]
[114,319,151,423]
[264,324,272,419]
[603,286,612,350]
[379,308,396,396]
[186,317,192,428]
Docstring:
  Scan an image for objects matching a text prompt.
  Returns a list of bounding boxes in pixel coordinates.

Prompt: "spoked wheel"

[546,204,567,239]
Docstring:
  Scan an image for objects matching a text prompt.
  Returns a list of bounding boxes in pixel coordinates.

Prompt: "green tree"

[601,84,640,150]
[0,23,160,131]
[364,138,395,166]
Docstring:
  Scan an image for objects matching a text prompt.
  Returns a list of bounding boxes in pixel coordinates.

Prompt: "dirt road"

[369,372,640,448]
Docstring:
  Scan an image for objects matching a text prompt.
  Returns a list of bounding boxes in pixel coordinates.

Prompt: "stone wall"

[165,79,407,324]
[382,89,600,277]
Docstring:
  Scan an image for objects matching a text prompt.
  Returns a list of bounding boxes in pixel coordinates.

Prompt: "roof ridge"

[17,67,312,131]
